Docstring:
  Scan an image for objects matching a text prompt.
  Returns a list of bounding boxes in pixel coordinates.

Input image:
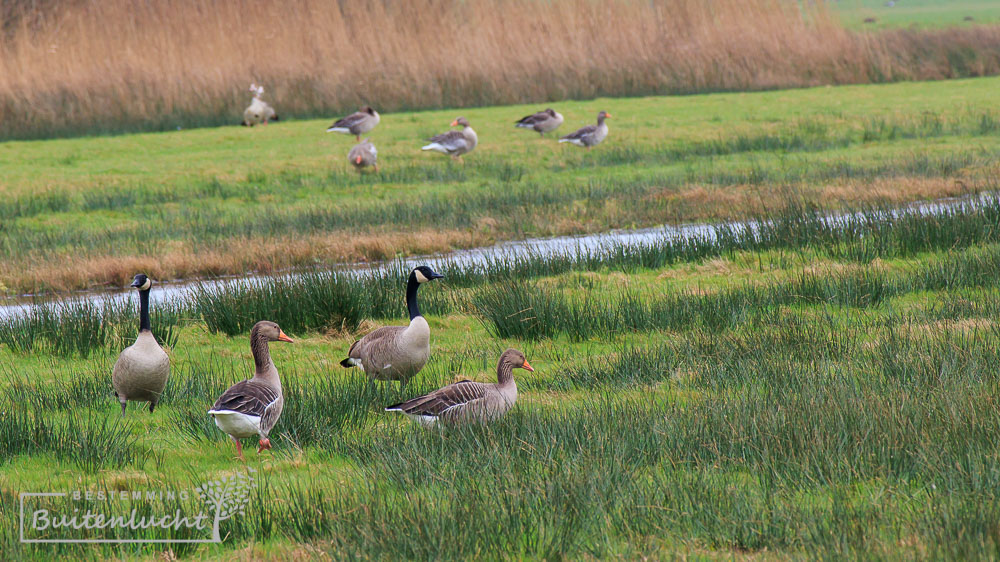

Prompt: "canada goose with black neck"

[386,348,533,427]
[340,265,444,383]
[209,321,294,461]
[112,274,170,415]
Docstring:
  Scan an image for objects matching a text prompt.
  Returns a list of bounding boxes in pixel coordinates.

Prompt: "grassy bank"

[4,194,1000,558]
[1,0,1000,140]
[2,77,999,294]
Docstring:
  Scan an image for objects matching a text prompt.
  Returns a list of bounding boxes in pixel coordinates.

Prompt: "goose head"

[411,265,444,284]
[546,109,558,116]
[450,117,470,128]
[130,273,152,291]
[597,111,611,123]
[501,348,534,372]
[362,106,378,116]
[251,320,294,343]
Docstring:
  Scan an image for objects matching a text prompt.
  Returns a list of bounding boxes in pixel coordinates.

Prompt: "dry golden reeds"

[0,0,999,139]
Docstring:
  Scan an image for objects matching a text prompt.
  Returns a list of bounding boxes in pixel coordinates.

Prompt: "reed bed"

[2,0,1000,140]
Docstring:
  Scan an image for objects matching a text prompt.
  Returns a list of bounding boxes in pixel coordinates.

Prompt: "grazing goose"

[242,84,278,127]
[515,108,564,137]
[326,106,380,140]
[348,138,378,172]
[112,274,170,416]
[208,321,293,461]
[340,266,444,383]
[421,117,478,160]
[559,111,611,149]
[386,348,533,427]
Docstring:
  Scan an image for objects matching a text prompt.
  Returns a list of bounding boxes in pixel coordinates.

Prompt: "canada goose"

[242,84,278,127]
[326,106,380,140]
[386,348,533,427]
[112,273,170,416]
[340,266,444,383]
[559,111,611,149]
[422,117,477,160]
[515,108,564,137]
[348,138,378,172]
[208,321,294,461]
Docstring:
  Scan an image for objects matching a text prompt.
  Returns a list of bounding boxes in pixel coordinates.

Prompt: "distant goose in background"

[242,83,278,126]
[385,348,534,428]
[348,138,378,172]
[340,265,444,384]
[515,108,564,137]
[422,117,478,160]
[209,321,294,461]
[327,106,380,140]
[112,274,170,415]
[559,111,611,149]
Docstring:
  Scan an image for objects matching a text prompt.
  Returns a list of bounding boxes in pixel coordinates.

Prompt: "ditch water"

[0,191,990,320]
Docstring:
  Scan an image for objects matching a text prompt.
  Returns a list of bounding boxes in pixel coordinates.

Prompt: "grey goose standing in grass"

[242,84,278,126]
[386,348,533,428]
[422,117,477,160]
[559,111,611,149]
[340,266,444,383]
[515,108,564,137]
[209,321,293,461]
[112,274,170,416]
[348,138,378,172]
[326,106,380,140]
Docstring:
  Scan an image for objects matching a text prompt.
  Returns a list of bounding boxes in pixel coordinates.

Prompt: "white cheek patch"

[414,270,429,283]
[139,278,152,290]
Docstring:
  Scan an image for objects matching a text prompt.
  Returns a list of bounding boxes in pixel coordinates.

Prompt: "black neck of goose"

[406,275,422,321]
[497,358,515,386]
[138,289,151,332]
[251,332,272,373]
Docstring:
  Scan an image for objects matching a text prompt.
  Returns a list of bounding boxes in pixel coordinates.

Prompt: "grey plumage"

[515,108,564,136]
[559,111,611,148]
[327,106,380,139]
[422,117,477,159]
[348,138,378,172]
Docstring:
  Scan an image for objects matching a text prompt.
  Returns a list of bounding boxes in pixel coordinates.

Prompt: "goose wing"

[515,111,548,126]
[425,130,469,152]
[561,124,597,142]
[386,380,491,417]
[209,380,282,431]
[329,111,367,130]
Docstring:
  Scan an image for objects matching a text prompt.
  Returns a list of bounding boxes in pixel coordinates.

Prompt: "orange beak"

[522,360,534,372]
[605,113,613,118]
[277,330,294,343]
[450,120,459,127]
[355,155,362,164]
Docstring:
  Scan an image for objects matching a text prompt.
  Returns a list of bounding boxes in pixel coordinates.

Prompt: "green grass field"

[4,75,1000,559]
[835,0,1000,27]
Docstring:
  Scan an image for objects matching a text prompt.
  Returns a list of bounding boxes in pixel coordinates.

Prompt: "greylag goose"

[340,266,444,383]
[208,321,293,461]
[242,84,278,127]
[422,117,478,160]
[326,106,380,140]
[112,273,170,415]
[385,348,533,427]
[348,138,378,172]
[559,111,611,149]
[515,108,564,137]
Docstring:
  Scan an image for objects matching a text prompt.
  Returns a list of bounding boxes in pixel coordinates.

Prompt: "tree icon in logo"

[194,468,256,542]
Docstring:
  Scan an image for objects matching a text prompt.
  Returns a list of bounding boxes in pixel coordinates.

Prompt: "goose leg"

[257,438,272,454]
[120,401,127,417]
[231,436,245,462]
[148,401,156,413]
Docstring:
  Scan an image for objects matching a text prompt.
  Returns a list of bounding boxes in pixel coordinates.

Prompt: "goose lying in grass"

[422,117,478,160]
[386,348,533,427]
[327,106,380,140]
[348,138,378,172]
[242,83,278,126]
[112,273,170,415]
[515,108,564,137]
[340,266,444,384]
[559,111,611,149]
[209,321,293,461]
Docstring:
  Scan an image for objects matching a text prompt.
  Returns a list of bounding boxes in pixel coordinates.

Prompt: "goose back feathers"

[560,111,611,148]
[327,106,380,138]
[112,274,170,415]
[348,138,378,171]
[515,108,564,136]
[422,117,477,158]
[386,348,533,427]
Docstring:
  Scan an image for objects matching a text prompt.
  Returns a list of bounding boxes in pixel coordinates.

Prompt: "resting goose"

[326,106,380,141]
[559,111,611,149]
[112,274,170,415]
[208,321,293,461]
[386,348,533,427]
[348,138,378,172]
[515,108,564,137]
[422,117,478,160]
[340,265,444,383]
[242,84,278,127]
